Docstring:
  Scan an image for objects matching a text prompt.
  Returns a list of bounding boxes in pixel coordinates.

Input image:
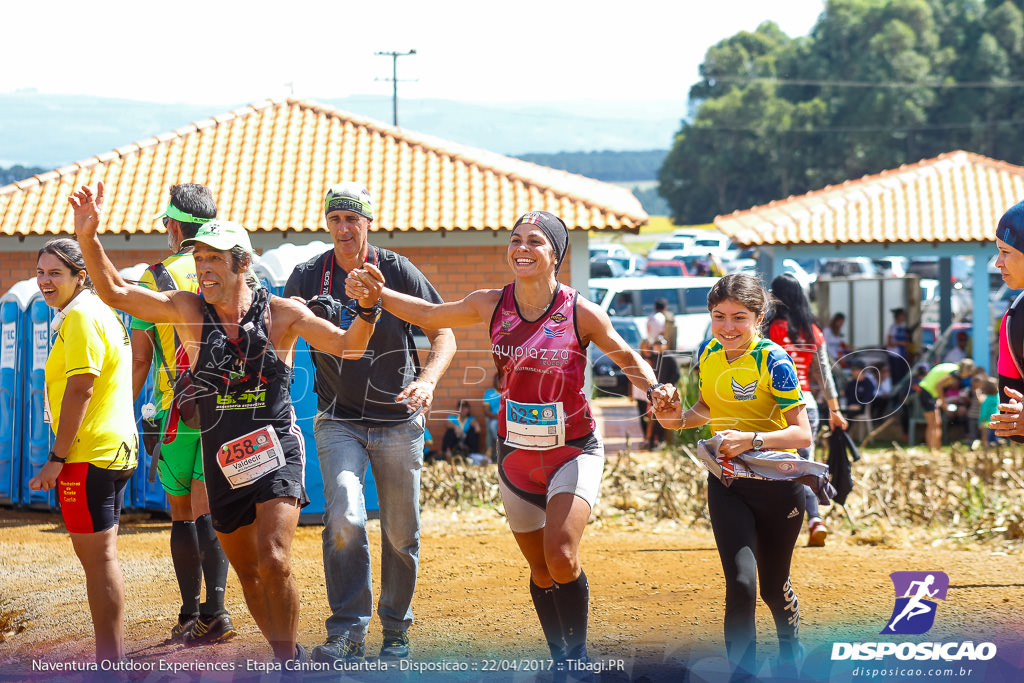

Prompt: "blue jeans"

[796,403,821,521]
[315,412,424,641]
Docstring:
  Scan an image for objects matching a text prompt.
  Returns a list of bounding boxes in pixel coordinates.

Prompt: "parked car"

[589,275,720,355]
[647,239,694,261]
[687,231,733,257]
[991,283,1021,323]
[817,257,879,279]
[590,317,645,397]
[906,256,971,284]
[589,243,632,261]
[643,259,690,277]
[871,256,908,278]
[590,257,626,278]
[728,258,815,294]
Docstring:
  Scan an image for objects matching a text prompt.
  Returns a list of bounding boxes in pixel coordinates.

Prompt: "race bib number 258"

[217,425,285,489]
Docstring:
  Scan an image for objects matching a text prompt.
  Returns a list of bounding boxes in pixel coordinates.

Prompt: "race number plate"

[504,399,565,450]
[217,425,285,489]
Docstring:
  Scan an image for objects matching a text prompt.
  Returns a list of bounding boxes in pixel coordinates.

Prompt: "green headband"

[159,202,213,225]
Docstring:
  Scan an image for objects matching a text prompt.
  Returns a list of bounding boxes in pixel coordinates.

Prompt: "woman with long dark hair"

[29,237,138,665]
[765,274,848,546]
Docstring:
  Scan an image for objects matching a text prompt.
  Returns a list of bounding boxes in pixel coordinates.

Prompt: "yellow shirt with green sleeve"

[696,335,804,443]
[46,292,138,470]
[129,253,198,412]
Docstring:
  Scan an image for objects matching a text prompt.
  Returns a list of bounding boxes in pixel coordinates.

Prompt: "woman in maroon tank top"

[348,211,677,672]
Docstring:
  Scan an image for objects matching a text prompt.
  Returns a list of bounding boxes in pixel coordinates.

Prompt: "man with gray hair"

[284,181,456,663]
[130,183,236,647]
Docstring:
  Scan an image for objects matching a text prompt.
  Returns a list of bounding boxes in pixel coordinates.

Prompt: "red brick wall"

[0,248,169,291]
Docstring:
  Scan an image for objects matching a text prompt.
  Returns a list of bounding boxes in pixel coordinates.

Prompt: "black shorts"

[206,448,309,534]
[57,463,135,534]
[919,389,937,412]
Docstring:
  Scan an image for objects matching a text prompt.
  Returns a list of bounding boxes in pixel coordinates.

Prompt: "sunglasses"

[162,216,170,228]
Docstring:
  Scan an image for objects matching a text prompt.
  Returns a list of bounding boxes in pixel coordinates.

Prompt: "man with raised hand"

[283,182,456,663]
[129,183,236,647]
[70,181,383,664]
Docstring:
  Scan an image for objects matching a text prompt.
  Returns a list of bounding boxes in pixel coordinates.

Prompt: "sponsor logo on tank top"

[492,343,573,366]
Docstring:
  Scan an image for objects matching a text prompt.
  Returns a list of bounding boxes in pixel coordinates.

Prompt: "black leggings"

[708,475,804,674]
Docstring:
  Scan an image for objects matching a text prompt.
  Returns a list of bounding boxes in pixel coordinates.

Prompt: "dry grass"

[419,440,1024,553]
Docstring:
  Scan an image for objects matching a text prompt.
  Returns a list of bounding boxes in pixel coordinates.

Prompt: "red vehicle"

[642,260,690,277]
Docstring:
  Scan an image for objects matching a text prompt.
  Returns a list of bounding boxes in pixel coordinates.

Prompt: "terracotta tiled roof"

[714,151,1024,246]
[0,98,646,238]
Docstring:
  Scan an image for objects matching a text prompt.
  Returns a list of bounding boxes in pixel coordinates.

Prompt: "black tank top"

[192,288,303,489]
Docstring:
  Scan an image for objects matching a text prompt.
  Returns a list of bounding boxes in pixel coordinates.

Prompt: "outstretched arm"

[282,266,384,359]
[577,297,676,409]
[347,263,498,329]
[70,183,186,324]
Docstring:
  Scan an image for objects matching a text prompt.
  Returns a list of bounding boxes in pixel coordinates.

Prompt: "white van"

[588,275,719,355]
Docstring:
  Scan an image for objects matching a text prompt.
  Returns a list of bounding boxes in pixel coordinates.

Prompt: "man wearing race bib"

[347,210,675,675]
[70,182,381,665]
[129,183,236,646]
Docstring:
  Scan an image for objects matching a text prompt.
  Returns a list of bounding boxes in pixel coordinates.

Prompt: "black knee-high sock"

[552,569,589,661]
[530,579,565,660]
[195,513,229,616]
[170,521,201,618]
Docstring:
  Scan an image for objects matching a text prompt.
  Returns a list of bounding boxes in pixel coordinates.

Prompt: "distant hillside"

[0,165,45,186]
[514,150,668,182]
[0,91,684,168]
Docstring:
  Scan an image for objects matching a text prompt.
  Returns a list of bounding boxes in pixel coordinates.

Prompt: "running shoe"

[183,613,238,647]
[808,519,828,547]
[169,615,198,643]
[379,629,411,659]
[312,635,365,663]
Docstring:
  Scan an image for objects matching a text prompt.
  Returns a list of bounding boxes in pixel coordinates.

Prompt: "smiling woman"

[346,209,677,673]
[30,237,138,667]
[653,272,813,680]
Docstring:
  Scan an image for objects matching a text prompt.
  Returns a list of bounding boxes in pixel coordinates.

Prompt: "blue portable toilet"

[21,289,55,510]
[252,241,329,297]
[0,280,37,505]
[255,241,379,520]
[117,263,169,513]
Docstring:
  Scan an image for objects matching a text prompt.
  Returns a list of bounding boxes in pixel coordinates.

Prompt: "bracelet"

[47,450,66,463]
[356,298,382,323]
[680,411,688,430]
[646,383,665,403]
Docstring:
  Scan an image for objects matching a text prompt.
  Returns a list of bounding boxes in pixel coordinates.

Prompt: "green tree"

[660,0,1024,223]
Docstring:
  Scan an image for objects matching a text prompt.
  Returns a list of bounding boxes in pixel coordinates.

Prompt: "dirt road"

[1,399,1023,682]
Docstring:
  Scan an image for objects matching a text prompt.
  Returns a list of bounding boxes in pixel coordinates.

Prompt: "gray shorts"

[497,433,605,533]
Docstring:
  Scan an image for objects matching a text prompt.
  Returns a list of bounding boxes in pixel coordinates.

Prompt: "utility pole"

[374,49,417,127]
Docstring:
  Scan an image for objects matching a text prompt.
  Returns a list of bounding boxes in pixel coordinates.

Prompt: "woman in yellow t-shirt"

[29,237,138,666]
[654,273,812,680]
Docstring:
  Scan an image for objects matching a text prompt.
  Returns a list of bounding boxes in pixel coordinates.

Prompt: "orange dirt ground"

[1,398,1023,682]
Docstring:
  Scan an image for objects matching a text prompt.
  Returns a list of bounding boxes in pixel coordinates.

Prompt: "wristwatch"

[751,433,764,451]
[47,450,66,463]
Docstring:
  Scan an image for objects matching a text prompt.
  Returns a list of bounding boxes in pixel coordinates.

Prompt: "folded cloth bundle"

[696,433,837,506]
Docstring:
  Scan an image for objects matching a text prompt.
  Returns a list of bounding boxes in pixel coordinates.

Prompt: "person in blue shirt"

[483,373,501,458]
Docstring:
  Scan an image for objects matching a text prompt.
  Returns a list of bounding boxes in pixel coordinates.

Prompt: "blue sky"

[3,0,824,105]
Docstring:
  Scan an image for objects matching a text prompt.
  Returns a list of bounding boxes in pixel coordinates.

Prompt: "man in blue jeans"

[283,182,456,662]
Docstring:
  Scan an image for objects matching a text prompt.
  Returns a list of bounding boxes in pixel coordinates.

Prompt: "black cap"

[513,211,568,273]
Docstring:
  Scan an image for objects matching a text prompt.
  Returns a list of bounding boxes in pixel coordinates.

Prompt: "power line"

[374,49,417,127]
